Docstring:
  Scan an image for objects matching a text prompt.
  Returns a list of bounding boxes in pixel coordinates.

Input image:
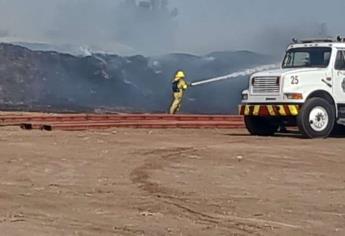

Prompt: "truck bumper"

[239,104,301,116]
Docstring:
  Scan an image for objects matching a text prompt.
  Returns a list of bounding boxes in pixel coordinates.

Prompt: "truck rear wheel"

[244,116,279,136]
[297,97,335,139]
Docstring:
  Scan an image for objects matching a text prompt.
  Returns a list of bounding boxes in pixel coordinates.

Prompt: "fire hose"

[190,64,279,87]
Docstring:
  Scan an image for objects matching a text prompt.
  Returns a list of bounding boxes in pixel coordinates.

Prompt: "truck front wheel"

[297,97,335,138]
[244,116,279,136]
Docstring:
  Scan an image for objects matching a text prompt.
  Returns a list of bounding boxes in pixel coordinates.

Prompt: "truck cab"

[240,37,345,138]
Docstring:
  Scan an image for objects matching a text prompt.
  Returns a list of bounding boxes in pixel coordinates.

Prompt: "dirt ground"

[0,127,344,236]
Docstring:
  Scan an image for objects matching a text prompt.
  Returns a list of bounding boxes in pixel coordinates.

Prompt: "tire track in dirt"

[2,211,142,236]
[130,147,270,235]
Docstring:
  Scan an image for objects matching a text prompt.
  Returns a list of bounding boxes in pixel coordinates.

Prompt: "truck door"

[333,49,345,117]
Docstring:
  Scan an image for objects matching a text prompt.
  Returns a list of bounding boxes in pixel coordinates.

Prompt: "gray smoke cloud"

[0,0,345,55]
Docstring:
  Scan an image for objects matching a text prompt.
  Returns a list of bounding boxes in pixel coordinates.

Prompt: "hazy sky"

[0,0,344,55]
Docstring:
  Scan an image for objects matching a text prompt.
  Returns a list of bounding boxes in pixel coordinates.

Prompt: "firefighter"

[169,70,189,114]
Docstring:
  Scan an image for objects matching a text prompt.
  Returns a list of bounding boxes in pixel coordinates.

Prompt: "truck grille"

[251,77,280,94]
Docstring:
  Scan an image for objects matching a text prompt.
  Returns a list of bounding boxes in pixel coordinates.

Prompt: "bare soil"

[0,127,344,236]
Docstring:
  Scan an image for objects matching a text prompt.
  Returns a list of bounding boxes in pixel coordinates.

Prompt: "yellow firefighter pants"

[169,92,184,114]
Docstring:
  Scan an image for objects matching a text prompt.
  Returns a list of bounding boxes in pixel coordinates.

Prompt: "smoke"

[253,22,333,57]
[0,29,9,38]
[0,0,178,55]
[0,0,345,55]
[173,0,345,55]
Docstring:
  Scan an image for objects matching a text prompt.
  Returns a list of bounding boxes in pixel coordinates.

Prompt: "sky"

[0,0,345,55]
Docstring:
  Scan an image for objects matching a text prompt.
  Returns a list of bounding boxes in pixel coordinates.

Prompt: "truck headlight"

[284,93,303,100]
[242,93,248,100]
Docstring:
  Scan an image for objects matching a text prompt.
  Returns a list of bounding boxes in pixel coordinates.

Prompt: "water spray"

[190,64,280,87]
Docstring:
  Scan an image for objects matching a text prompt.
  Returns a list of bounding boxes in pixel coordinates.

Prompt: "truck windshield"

[282,47,332,68]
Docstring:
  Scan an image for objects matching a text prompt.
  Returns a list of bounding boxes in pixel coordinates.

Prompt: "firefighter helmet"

[175,71,186,79]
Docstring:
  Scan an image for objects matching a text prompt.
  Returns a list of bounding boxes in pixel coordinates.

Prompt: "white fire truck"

[240,37,345,138]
